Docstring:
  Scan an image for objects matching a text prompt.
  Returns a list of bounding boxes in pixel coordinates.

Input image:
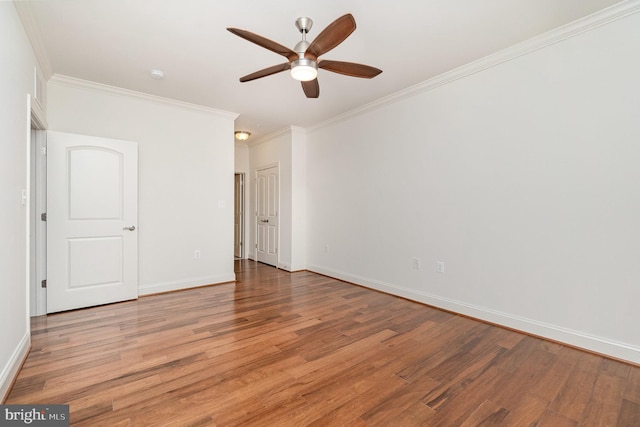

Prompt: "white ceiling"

[19,0,622,139]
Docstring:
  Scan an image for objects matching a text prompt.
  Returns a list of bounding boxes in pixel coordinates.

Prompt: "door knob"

[123,226,136,231]
[261,219,268,223]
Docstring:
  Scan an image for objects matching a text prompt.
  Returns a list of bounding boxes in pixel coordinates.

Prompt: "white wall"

[235,140,250,172]
[290,127,307,271]
[306,9,640,363]
[47,77,238,295]
[248,127,307,271]
[0,3,39,400]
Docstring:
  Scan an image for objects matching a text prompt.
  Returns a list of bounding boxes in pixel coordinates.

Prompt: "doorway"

[255,165,279,267]
[234,173,245,258]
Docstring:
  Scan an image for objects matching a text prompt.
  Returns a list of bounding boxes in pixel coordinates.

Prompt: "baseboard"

[306,264,640,365]
[277,263,306,272]
[138,273,236,296]
[277,263,290,271]
[0,332,31,403]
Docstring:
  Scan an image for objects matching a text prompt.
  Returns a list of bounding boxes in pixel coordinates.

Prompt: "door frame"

[29,98,47,317]
[30,127,47,316]
[254,163,279,267]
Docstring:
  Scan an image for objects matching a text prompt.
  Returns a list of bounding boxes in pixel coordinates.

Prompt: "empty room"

[1,1,640,425]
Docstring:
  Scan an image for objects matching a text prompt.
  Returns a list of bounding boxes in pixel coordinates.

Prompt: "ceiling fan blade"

[301,79,319,98]
[227,28,299,62]
[318,60,382,78]
[304,14,356,61]
[240,63,291,82]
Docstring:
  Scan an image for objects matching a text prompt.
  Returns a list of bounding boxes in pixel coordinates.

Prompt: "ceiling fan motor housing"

[294,39,310,56]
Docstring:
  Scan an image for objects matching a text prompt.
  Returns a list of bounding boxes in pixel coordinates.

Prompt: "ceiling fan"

[227,13,382,98]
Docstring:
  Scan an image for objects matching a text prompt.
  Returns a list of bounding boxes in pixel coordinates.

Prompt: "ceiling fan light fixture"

[234,131,251,141]
[290,58,317,82]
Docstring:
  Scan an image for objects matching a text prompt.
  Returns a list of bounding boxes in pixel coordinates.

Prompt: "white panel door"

[256,166,278,266]
[47,131,138,313]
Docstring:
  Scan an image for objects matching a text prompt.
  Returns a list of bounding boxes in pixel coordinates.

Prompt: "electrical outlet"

[412,257,421,270]
[436,261,445,273]
[194,250,201,259]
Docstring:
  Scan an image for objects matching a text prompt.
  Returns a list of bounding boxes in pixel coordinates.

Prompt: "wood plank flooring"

[6,260,640,426]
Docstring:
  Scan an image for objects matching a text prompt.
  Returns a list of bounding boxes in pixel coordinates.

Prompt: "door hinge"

[41,212,47,221]
[41,279,47,288]
[40,146,47,156]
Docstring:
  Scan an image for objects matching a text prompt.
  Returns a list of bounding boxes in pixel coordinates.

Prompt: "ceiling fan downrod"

[294,17,313,55]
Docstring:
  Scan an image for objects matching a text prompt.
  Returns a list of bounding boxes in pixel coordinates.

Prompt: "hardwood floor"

[7,260,640,426]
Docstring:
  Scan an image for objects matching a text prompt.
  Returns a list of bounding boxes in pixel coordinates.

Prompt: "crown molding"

[248,126,306,147]
[49,74,239,119]
[309,0,640,133]
[13,1,53,79]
